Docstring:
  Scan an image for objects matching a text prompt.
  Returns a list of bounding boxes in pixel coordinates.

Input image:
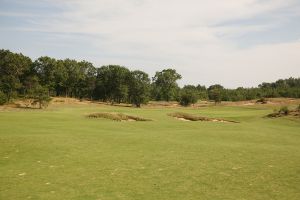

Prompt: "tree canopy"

[0,49,299,107]
[152,69,182,101]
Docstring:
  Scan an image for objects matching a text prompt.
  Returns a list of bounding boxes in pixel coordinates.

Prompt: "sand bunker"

[168,112,239,123]
[87,112,151,122]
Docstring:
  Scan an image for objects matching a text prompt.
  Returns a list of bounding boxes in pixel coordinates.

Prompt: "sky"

[0,0,300,88]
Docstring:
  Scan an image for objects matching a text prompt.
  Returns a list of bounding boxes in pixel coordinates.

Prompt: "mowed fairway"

[1,103,300,200]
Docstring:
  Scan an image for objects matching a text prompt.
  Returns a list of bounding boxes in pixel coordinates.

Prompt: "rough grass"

[169,112,240,123]
[87,112,151,121]
[0,102,300,200]
[266,107,300,118]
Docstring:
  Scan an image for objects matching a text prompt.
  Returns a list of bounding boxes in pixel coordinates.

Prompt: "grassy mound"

[87,112,151,121]
[168,112,239,123]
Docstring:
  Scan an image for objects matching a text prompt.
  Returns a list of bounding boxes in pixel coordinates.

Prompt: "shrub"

[28,85,51,109]
[279,106,289,115]
[0,91,7,105]
[179,88,198,106]
[256,97,267,104]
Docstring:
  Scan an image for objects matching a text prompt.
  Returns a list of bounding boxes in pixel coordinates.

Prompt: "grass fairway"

[1,103,300,200]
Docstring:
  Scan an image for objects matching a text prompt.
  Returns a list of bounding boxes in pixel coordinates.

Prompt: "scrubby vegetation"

[87,112,151,121]
[256,97,268,104]
[1,49,300,109]
[179,86,199,106]
[267,106,300,118]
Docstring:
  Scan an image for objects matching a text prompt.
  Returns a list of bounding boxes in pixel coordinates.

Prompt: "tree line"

[0,49,299,107]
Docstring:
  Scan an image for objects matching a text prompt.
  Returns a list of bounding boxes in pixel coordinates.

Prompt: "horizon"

[1,0,300,88]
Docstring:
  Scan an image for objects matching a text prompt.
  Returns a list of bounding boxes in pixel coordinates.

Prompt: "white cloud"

[21,0,293,33]
[1,0,300,87]
[175,41,300,88]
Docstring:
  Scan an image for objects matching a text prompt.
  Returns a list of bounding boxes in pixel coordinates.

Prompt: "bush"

[179,93,198,106]
[279,106,289,115]
[0,91,7,105]
[256,97,267,104]
[179,88,199,106]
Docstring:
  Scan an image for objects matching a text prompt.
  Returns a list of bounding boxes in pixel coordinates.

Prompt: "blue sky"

[0,0,300,88]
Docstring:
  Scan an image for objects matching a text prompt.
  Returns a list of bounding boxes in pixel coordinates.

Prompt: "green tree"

[24,80,51,109]
[210,89,222,104]
[77,61,96,100]
[0,90,6,105]
[128,70,151,107]
[54,60,68,97]
[152,69,182,101]
[0,49,32,101]
[179,86,199,106]
[208,84,224,104]
[33,56,57,95]
[63,59,81,97]
[196,84,208,100]
[32,85,51,109]
[95,65,130,103]
[22,74,40,107]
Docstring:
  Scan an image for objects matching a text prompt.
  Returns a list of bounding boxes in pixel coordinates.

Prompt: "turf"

[0,103,300,200]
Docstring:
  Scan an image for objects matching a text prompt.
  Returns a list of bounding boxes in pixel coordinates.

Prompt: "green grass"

[0,103,300,200]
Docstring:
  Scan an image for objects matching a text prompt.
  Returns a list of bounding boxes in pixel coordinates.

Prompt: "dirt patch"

[168,112,239,123]
[243,103,255,106]
[87,112,151,122]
